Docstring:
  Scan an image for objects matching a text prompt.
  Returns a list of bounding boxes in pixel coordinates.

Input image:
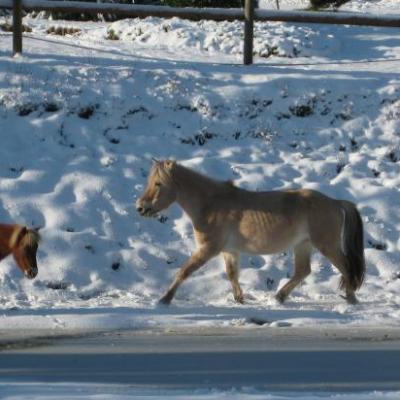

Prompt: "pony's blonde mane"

[22,229,41,248]
[10,226,41,249]
[153,161,175,186]
[156,160,232,192]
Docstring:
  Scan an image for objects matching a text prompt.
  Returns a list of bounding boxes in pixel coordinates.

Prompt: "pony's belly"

[234,236,297,255]
[226,214,308,255]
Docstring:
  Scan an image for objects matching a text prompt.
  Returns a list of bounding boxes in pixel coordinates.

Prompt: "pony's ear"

[31,227,42,243]
[152,157,161,164]
[164,160,176,170]
[32,226,42,242]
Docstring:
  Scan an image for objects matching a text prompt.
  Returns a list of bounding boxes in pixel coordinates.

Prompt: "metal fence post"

[13,0,23,55]
[243,0,254,65]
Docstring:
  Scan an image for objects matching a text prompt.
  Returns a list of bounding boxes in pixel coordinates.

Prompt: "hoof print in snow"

[44,102,61,113]
[46,281,70,290]
[158,215,168,224]
[111,262,120,271]
[180,136,194,144]
[175,103,197,113]
[336,111,353,121]
[240,98,273,119]
[266,277,275,290]
[320,106,331,116]
[78,105,97,119]
[386,150,399,163]
[65,227,75,232]
[250,129,275,142]
[181,131,216,146]
[350,138,358,151]
[289,104,313,118]
[109,137,120,144]
[84,244,95,254]
[336,163,345,174]
[127,106,149,116]
[17,103,38,116]
[195,131,216,146]
[367,239,387,251]
[9,166,24,174]
[371,169,380,178]
[276,112,291,120]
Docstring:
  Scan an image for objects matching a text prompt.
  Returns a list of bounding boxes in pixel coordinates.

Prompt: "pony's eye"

[155,182,161,187]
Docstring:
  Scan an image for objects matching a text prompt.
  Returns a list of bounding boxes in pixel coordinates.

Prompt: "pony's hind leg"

[321,247,358,304]
[222,251,244,304]
[275,240,312,304]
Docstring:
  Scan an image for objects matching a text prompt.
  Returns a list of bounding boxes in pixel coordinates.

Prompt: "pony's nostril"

[26,269,38,279]
[137,207,144,214]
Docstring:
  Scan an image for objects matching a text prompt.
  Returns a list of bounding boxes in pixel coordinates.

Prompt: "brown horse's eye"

[155,182,161,187]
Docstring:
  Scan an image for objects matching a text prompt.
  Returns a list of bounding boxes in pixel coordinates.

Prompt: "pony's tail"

[339,201,366,291]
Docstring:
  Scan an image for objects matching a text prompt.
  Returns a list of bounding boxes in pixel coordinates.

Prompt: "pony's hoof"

[340,294,358,305]
[275,292,286,304]
[158,296,172,306]
[235,297,244,305]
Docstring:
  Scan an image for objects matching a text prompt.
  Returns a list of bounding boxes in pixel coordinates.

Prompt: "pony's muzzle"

[136,198,146,216]
[25,267,38,279]
[136,206,151,216]
[137,206,157,217]
[136,198,157,216]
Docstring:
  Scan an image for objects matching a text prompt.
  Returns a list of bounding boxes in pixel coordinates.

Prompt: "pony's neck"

[0,224,17,260]
[172,164,220,224]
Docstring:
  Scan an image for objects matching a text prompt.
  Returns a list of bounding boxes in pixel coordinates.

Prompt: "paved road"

[1,327,400,392]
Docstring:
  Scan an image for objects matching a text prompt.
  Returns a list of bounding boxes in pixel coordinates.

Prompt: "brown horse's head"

[136,160,177,217]
[11,227,40,279]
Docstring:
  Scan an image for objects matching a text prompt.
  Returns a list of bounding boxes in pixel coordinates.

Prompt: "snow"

[0,0,399,335]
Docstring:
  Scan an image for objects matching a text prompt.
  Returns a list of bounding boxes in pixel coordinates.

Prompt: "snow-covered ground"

[0,0,399,336]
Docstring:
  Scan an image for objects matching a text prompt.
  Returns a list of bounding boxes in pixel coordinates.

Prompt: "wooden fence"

[1,0,399,64]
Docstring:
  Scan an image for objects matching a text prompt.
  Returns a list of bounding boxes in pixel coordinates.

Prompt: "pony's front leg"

[222,251,244,304]
[159,246,218,305]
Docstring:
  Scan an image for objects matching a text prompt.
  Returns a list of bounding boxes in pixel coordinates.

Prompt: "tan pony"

[0,224,40,279]
[137,160,365,306]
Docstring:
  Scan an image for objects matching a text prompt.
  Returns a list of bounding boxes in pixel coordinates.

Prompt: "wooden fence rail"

[1,0,399,63]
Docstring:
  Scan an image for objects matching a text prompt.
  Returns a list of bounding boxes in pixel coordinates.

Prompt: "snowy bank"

[0,0,399,333]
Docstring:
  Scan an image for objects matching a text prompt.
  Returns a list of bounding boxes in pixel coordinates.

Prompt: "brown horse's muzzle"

[25,267,38,279]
